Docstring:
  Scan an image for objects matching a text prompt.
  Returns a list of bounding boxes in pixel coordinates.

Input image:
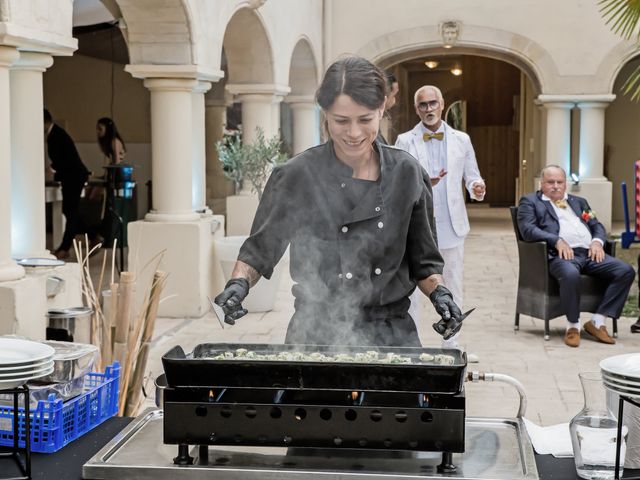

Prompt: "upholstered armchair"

[510,206,618,340]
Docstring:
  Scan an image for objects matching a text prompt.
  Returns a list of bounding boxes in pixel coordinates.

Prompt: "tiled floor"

[108,206,640,425]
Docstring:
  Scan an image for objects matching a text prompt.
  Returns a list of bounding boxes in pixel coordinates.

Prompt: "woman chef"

[215,57,464,347]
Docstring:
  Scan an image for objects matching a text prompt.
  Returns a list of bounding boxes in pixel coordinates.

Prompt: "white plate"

[0,338,55,367]
[0,365,54,390]
[16,257,65,267]
[604,383,640,399]
[0,357,53,373]
[602,371,640,387]
[0,362,54,379]
[599,353,640,379]
[604,376,640,393]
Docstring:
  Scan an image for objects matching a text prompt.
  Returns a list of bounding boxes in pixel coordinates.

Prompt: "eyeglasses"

[416,100,441,111]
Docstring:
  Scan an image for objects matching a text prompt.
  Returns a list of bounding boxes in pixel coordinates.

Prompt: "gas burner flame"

[209,390,215,401]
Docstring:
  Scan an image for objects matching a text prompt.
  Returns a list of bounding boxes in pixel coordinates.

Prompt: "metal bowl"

[38,341,99,384]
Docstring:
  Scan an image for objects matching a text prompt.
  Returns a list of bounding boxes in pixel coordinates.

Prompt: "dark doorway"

[390,55,521,207]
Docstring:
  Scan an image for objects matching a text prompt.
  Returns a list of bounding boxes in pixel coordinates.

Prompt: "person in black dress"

[44,109,90,260]
[215,57,463,347]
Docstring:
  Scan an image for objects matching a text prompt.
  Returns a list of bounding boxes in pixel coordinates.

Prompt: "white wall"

[326,0,633,94]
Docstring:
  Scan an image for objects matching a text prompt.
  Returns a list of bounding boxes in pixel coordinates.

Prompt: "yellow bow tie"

[423,132,444,141]
[554,199,568,209]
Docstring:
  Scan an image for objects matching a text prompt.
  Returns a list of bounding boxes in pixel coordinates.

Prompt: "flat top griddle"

[162,343,467,394]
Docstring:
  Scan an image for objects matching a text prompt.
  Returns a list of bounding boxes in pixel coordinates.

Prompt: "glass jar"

[569,372,627,480]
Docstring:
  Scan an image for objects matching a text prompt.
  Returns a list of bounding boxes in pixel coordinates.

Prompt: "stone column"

[286,95,318,154]
[205,97,231,209]
[577,101,611,180]
[0,46,24,282]
[541,101,573,173]
[271,95,284,137]
[0,46,24,281]
[237,93,273,143]
[10,51,53,259]
[192,81,211,213]
[226,84,291,144]
[143,78,199,222]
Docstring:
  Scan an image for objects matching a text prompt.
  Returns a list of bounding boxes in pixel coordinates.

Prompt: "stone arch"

[222,7,274,85]
[115,0,196,65]
[356,23,553,94]
[598,40,640,94]
[287,37,319,96]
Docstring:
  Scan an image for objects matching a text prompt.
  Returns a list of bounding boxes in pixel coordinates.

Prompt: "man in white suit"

[395,85,485,348]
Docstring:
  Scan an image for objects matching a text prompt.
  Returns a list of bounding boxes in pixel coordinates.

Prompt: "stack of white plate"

[0,338,55,390]
[600,352,640,399]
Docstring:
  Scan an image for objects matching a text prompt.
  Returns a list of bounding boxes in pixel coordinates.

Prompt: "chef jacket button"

[341,226,348,233]
[377,221,384,229]
[375,206,381,212]
[374,268,382,275]
[341,182,346,188]
[338,273,343,279]
[345,272,353,279]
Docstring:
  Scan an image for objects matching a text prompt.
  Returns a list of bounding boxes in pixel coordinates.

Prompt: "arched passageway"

[384,52,541,207]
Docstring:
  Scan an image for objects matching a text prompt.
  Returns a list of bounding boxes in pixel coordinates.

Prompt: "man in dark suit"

[517,165,635,347]
[44,109,90,260]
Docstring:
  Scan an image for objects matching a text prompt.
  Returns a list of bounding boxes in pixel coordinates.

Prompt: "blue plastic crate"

[0,362,120,453]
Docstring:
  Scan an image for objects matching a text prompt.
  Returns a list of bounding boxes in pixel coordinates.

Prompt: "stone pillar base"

[226,195,259,236]
[0,275,47,340]
[23,262,83,310]
[127,214,226,318]
[569,179,612,231]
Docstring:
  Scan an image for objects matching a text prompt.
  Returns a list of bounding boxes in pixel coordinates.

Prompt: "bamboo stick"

[104,283,118,366]
[113,271,134,370]
[119,272,165,415]
[124,271,167,416]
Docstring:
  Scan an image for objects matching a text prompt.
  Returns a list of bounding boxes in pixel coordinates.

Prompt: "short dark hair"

[315,57,386,111]
[385,70,397,86]
[43,109,52,123]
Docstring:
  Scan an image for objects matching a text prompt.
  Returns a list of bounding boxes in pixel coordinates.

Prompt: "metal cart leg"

[437,451,456,473]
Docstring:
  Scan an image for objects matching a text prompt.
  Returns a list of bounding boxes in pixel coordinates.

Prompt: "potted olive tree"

[216,128,287,199]
[214,128,288,312]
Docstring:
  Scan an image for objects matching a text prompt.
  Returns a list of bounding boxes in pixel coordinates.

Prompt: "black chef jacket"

[238,140,444,346]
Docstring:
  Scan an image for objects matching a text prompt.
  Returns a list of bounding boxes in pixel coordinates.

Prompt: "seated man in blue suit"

[517,165,634,347]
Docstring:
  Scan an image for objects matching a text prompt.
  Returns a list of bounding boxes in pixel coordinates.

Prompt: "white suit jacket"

[395,122,484,239]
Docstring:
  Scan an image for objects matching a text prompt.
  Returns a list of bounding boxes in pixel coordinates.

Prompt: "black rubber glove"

[429,285,464,340]
[214,278,249,325]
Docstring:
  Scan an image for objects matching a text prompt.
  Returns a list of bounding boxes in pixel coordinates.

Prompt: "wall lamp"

[570,172,580,190]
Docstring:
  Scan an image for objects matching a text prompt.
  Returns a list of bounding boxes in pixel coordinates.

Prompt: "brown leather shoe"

[583,321,615,344]
[564,328,580,348]
[631,320,640,334]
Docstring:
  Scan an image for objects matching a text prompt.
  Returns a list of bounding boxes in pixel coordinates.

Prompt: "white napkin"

[575,424,627,466]
[523,418,573,458]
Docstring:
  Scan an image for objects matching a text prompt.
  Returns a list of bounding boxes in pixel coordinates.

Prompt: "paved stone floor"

[137,206,640,425]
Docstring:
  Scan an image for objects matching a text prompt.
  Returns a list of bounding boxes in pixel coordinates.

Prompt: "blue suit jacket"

[516,191,606,257]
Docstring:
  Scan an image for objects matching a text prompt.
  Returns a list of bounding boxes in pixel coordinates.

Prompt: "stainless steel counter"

[83,409,539,480]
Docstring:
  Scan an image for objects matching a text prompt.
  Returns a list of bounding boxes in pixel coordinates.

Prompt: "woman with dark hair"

[96,117,126,165]
[214,56,463,347]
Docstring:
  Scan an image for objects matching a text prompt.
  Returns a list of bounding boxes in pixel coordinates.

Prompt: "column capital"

[226,83,291,97]
[538,100,574,110]
[576,101,611,110]
[125,63,224,82]
[284,94,316,105]
[193,80,212,94]
[537,93,616,105]
[0,45,19,67]
[11,51,53,72]
[144,77,198,92]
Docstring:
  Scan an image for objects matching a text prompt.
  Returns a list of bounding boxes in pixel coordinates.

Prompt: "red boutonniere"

[581,209,596,222]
